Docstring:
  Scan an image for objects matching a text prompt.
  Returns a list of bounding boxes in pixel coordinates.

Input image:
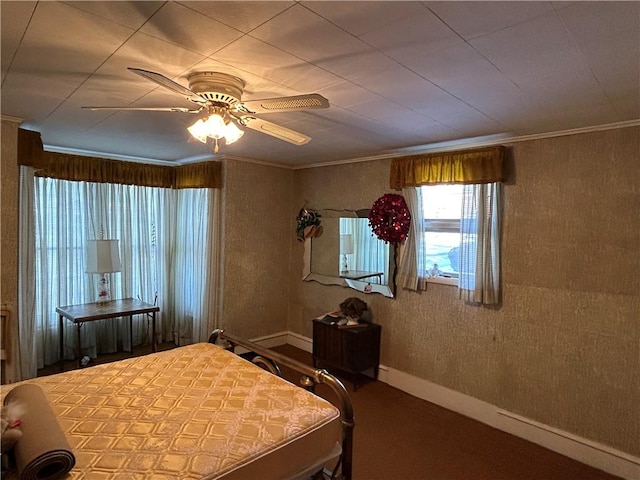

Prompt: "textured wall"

[221,159,293,339]
[288,159,393,338]
[289,126,640,456]
[1,119,20,382]
[1,120,19,306]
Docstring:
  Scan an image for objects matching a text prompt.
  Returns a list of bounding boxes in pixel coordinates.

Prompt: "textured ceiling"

[1,1,639,167]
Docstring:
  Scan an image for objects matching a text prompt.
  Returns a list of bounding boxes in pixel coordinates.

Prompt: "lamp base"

[341,255,349,274]
[96,275,111,303]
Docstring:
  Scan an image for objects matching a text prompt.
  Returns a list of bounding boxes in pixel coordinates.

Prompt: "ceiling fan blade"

[82,106,203,113]
[241,116,311,145]
[128,67,205,103]
[236,94,329,114]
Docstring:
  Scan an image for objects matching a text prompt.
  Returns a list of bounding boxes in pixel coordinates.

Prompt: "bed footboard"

[209,329,354,480]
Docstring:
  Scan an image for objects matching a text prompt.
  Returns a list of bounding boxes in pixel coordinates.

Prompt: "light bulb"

[202,113,226,139]
[224,121,244,145]
[187,118,208,144]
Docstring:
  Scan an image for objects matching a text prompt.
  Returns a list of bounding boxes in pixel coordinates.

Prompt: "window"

[398,182,500,303]
[20,171,219,373]
[391,146,503,304]
[421,184,463,283]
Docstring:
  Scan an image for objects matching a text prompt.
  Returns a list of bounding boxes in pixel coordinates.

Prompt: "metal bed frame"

[208,329,354,480]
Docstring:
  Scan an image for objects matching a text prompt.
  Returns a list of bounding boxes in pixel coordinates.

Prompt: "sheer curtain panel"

[18,166,36,380]
[173,188,221,345]
[339,218,390,281]
[396,187,428,290]
[459,183,501,304]
[19,170,220,377]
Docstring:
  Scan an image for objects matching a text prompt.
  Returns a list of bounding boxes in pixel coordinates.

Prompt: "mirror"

[303,209,396,297]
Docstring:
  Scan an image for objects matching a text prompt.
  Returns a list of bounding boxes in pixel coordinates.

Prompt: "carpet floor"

[270,344,620,480]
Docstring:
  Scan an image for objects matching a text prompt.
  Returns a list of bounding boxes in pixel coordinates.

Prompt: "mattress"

[2,343,341,479]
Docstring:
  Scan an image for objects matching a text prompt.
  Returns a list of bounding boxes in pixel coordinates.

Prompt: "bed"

[1,330,354,480]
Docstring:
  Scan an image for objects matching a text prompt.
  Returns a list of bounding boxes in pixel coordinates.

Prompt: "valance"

[389,146,506,189]
[35,152,176,187]
[17,128,222,189]
[18,128,44,166]
[174,162,223,189]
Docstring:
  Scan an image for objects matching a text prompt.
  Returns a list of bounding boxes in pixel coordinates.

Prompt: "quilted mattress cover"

[2,343,341,479]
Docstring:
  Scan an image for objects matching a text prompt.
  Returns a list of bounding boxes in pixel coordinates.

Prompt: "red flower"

[368,194,411,245]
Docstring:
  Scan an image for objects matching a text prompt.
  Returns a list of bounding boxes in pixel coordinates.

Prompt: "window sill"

[426,276,458,287]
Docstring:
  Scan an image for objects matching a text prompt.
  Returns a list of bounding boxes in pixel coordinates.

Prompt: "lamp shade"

[340,234,354,255]
[86,239,121,273]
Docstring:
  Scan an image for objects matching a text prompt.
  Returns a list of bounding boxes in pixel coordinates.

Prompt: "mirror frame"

[302,209,396,298]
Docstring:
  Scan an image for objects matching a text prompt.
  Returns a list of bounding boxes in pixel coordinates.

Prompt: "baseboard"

[382,365,639,479]
[286,331,313,352]
[233,331,289,355]
[271,331,639,479]
[251,331,289,349]
[496,409,640,479]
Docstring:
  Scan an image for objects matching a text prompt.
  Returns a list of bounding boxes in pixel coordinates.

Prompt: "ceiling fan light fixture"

[224,121,244,145]
[187,108,245,152]
[204,113,227,139]
[187,118,209,144]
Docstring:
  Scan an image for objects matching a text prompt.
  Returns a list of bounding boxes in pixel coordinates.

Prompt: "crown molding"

[174,153,218,165]
[1,115,23,124]
[37,119,640,170]
[44,145,175,166]
[293,119,640,170]
[219,154,295,170]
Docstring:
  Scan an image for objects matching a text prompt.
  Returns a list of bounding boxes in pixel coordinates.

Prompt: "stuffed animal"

[339,297,371,325]
[1,401,24,454]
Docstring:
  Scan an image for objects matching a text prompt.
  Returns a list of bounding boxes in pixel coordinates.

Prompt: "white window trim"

[426,276,458,286]
[423,219,459,232]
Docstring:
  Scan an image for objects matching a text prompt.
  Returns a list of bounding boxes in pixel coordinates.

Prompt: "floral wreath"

[296,206,323,242]
[368,194,411,245]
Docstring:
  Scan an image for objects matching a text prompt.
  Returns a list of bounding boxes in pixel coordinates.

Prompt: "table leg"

[151,312,157,353]
[129,315,134,354]
[59,315,64,372]
[76,323,82,367]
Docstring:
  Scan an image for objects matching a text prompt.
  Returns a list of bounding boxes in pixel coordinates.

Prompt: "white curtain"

[396,187,427,290]
[18,170,221,378]
[339,218,389,282]
[459,183,501,304]
[17,166,36,380]
[173,188,222,345]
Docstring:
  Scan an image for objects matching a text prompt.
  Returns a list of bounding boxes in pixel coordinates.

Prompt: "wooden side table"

[56,298,159,371]
[312,318,381,388]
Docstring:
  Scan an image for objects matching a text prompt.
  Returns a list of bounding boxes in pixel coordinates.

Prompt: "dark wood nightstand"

[312,318,381,388]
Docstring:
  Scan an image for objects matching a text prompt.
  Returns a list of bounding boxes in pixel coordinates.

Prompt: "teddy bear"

[1,401,23,454]
[338,297,372,325]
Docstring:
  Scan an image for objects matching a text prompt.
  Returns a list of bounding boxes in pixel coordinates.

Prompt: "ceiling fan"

[83,68,330,153]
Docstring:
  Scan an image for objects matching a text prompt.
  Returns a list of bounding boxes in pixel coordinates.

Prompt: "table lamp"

[340,234,353,274]
[85,239,121,303]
